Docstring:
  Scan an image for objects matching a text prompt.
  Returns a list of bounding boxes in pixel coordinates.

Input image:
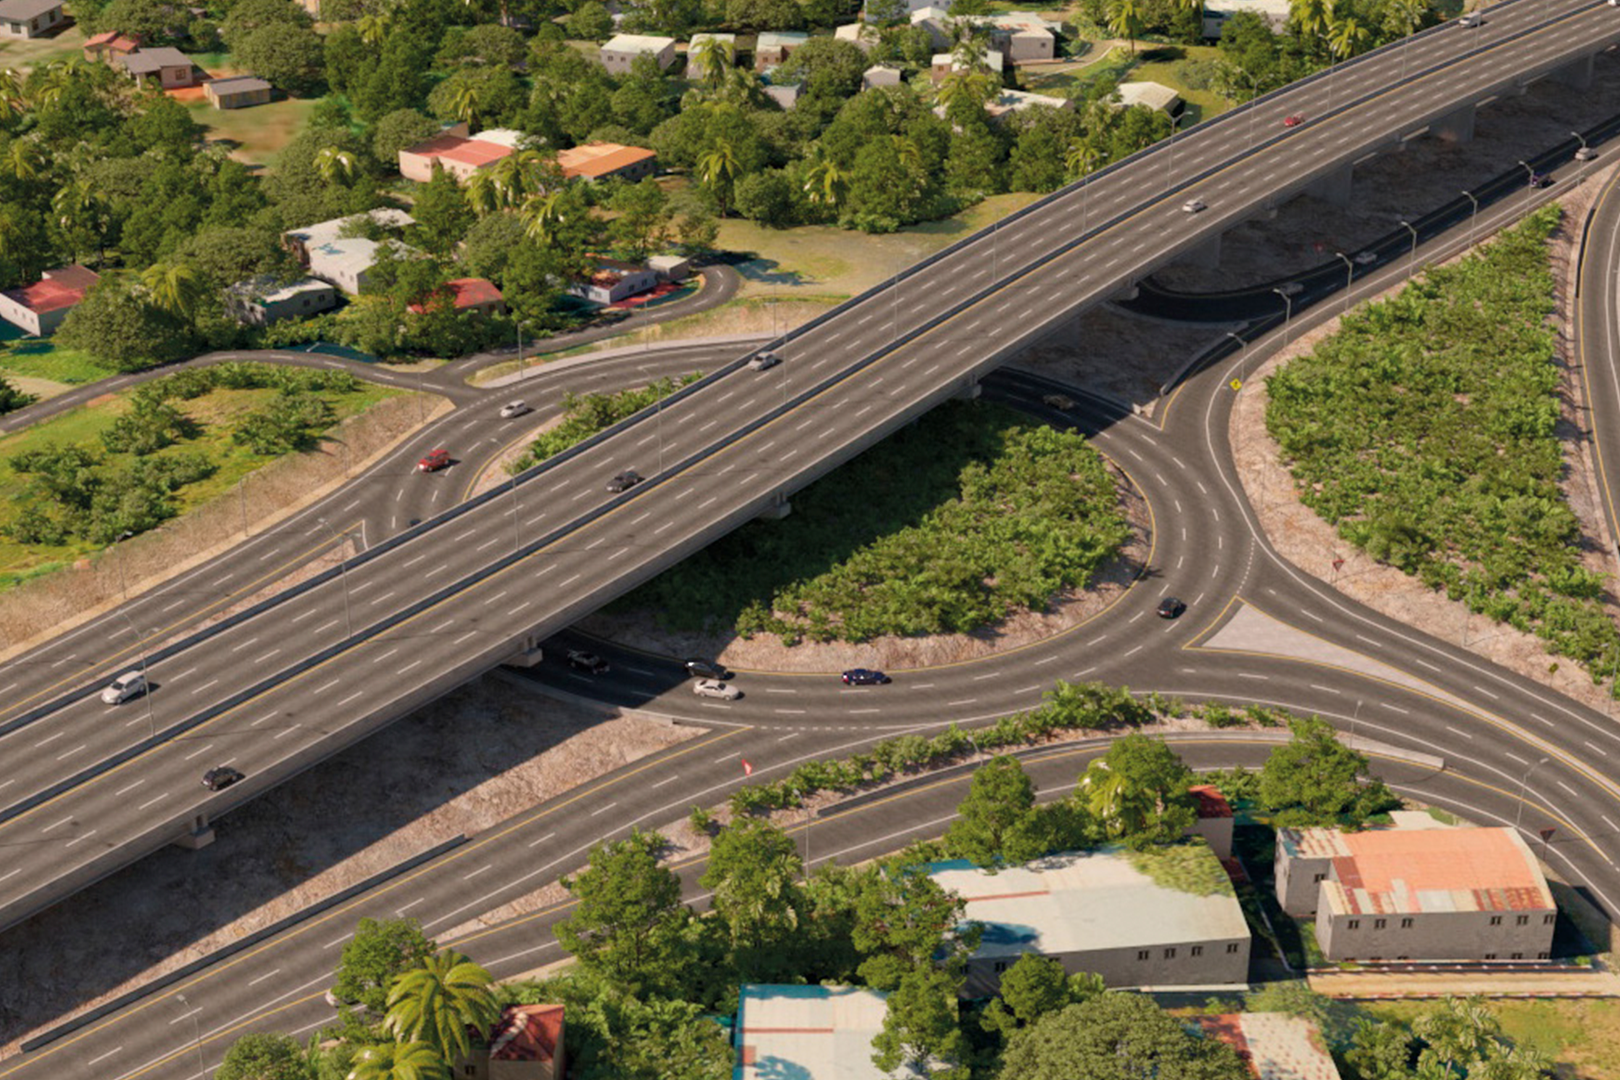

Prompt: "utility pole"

[316,518,354,639]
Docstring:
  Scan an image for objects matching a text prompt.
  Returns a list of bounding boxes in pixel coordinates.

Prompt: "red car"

[418,448,450,473]
[1283,114,1304,127]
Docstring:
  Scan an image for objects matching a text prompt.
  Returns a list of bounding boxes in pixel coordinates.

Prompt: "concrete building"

[452,1004,565,1080]
[1204,0,1292,37]
[835,21,881,51]
[764,81,802,109]
[118,47,197,89]
[1117,80,1184,115]
[599,33,677,74]
[1276,817,1558,963]
[284,209,416,296]
[556,142,657,182]
[863,63,903,89]
[735,985,925,1080]
[754,31,809,69]
[865,0,950,14]
[570,258,660,304]
[929,49,1003,84]
[407,277,504,317]
[1196,1013,1343,1080]
[227,277,338,326]
[1188,784,1234,861]
[974,11,1060,63]
[686,32,736,78]
[397,133,515,183]
[0,0,61,39]
[648,253,691,281]
[205,75,272,110]
[83,31,141,63]
[0,265,98,336]
[927,845,1251,997]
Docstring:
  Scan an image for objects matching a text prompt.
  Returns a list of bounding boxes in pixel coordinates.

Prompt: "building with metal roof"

[734,985,926,1080]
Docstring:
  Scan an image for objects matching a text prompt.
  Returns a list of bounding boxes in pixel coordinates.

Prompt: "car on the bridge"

[498,401,531,419]
[202,766,244,791]
[841,668,891,685]
[607,470,643,492]
[1529,173,1554,189]
[1157,596,1187,619]
[1181,197,1206,214]
[567,650,610,674]
[749,351,782,371]
[1457,10,1482,26]
[685,658,730,680]
[1042,393,1076,410]
[418,448,450,473]
[1354,251,1378,266]
[693,678,740,700]
[1283,114,1304,127]
[1577,146,1598,161]
[101,670,148,705]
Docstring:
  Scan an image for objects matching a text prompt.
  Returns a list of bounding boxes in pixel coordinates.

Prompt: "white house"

[227,277,339,326]
[599,33,677,74]
[571,258,661,304]
[0,0,62,39]
[284,209,417,296]
[0,265,98,336]
[735,986,929,1080]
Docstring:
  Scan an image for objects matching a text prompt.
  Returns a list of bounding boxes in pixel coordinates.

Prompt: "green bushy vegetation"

[1267,207,1620,682]
[506,373,703,474]
[617,401,1131,644]
[1125,842,1234,897]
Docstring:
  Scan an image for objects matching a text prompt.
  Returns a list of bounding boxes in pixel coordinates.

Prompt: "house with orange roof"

[407,278,504,317]
[452,1004,564,1080]
[556,142,657,183]
[1187,784,1234,859]
[83,30,142,63]
[1276,815,1557,962]
[0,265,99,336]
[398,132,519,183]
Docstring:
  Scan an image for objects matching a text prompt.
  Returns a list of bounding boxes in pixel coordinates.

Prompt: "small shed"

[862,64,903,89]
[205,75,272,110]
[754,31,809,70]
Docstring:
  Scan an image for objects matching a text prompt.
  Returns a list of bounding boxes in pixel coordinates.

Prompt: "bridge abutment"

[1430,103,1476,143]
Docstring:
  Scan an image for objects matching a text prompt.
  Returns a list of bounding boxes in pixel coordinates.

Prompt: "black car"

[202,766,244,791]
[685,658,730,680]
[607,470,643,493]
[1157,597,1187,619]
[842,668,891,685]
[1529,173,1554,189]
[567,649,610,674]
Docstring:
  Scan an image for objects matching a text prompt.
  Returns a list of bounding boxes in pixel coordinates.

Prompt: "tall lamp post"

[315,518,354,639]
[113,607,157,740]
[1517,159,1537,201]
[1515,756,1552,830]
[1399,219,1419,279]
[1333,251,1354,315]
[1271,287,1294,347]
[174,993,207,1080]
[1461,189,1480,246]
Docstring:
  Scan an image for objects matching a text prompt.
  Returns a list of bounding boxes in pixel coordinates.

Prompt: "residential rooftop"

[557,141,656,179]
[602,32,676,51]
[926,845,1248,960]
[0,0,64,20]
[1196,1013,1342,1080]
[404,133,514,169]
[736,985,924,1080]
[120,47,191,74]
[1280,825,1555,917]
[287,209,414,251]
[209,75,271,94]
[488,1004,562,1063]
[2,266,98,314]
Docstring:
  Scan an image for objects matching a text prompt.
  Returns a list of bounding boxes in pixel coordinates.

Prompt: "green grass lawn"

[0,342,119,386]
[0,24,88,70]
[1358,999,1620,1080]
[1130,44,1235,125]
[186,94,321,169]
[0,379,399,585]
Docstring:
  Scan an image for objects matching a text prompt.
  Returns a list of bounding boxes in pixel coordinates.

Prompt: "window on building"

[1511,952,1523,960]
[1225,943,1241,954]
[1516,915,1529,926]
[1485,953,1497,960]
[1401,918,1414,929]
[1313,873,1326,882]
[463,1067,475,1077]
[1374,918,1386,930]
[1489,915,1502,926]
[1164,947,1176,959]
[1347,919,1360,930]
[994,961,1008,973]
[1539,951,1550,959]
[1544,914,1556,925]
[1137,950,1150,961]
[1190,945,1203,957]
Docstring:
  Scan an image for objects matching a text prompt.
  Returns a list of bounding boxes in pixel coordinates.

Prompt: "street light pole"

[114,607,156,740]
[1461,189,1480,246]
[1271,287,1294,347]
[175,993,207,1080]
[1399,219,1419,279]
[640,365,665,475]
[1164,112,1184,194]
[509,475,523,554]
[1515,756,1552,830]
[108,530,134,599]
[316,517,354,639]
[1517,159,1536,201]
[1334,251,1354,315]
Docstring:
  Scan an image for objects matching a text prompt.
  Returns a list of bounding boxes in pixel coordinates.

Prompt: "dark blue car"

[842,669,891,685]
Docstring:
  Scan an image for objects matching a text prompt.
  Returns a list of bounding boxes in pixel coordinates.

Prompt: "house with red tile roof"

[1187,784,1234,860]
[1276,815,1557,962]
[0,265,99,336]
[407,278,504,317]
[397,130,523,183]
[556,142,657,183]
[82,30,142,63]
[452,1004,564,1080]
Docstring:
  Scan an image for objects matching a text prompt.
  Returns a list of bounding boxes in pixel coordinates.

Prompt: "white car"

[1458,11,1483,26]
[101,670,147,704]
[1577,146,1598,161]
[1181,197,1206,214]
[748,352,781,371]
[693,679,741,700]
[1353,251,1377,266]
[498,401,530,419]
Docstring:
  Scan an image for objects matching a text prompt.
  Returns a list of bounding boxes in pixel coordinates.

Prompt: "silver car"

[498,401,530,419]
[101,671,147,704]
[1181,197,1206,214]
[693,679,741,700]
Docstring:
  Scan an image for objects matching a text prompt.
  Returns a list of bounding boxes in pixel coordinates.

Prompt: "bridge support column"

[1112,282,1140,302]
[757,496,792,521]
[1431,103,1475,144]
[1552,52,1595,89]
[953,378,982,401]
[1174,232,1222,271]
[174,815,214,850]
[505,632,546,668]
[1306,164,1354,207]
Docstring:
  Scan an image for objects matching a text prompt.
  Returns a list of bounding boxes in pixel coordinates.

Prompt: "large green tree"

[215,1033,313,1080]
[333,917,437,1013]
[1000,993,1252,1080]
[1257,716,1396,826]
[851,864,975,990]
[871,967,968,1079]
[556,831,693,995]
[383,949,499,1064]
[1078,733,1197,849]
[700,817,804,980]
[979,954,1104,1039]
[943,756,1049,868]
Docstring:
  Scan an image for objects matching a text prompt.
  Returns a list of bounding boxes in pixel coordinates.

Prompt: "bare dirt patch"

[0,676,697,1057]
[577,461,1151,674]
[1155,51,1620,292]
[1229,174,1620,716]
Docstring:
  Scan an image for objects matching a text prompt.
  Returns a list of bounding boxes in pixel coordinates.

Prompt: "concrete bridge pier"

[757,495,792,520]
[505,632,546,667]
[174,814,214,850]
[954,377,983,400]
[1430,103,1476,143]
[1552,52,1595,89]
[1174,232,1223,271]
[1306,163,1354,206]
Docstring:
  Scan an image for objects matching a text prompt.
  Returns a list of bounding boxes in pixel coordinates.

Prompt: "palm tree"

[486,149,545,211]
[937,67,996,114]
[1064,138,1103,180]
[698,137,742,216]
[52,180,106,264]
[0,69,25,125]
[693,35,731,87]
[449,83,483,133]
[384,949,498,1064]
[1288,0,1330,45]
[519,189,568,244]
[4,138,41,182]
[356,12,391,45]
[345,1042,448,1080]
[141,263,207,320]
[314,147,360,186]
[1327,8,1370,60]
[1107,0,1143,54]
[1382,0,1424,39]
[801,148,849,210]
